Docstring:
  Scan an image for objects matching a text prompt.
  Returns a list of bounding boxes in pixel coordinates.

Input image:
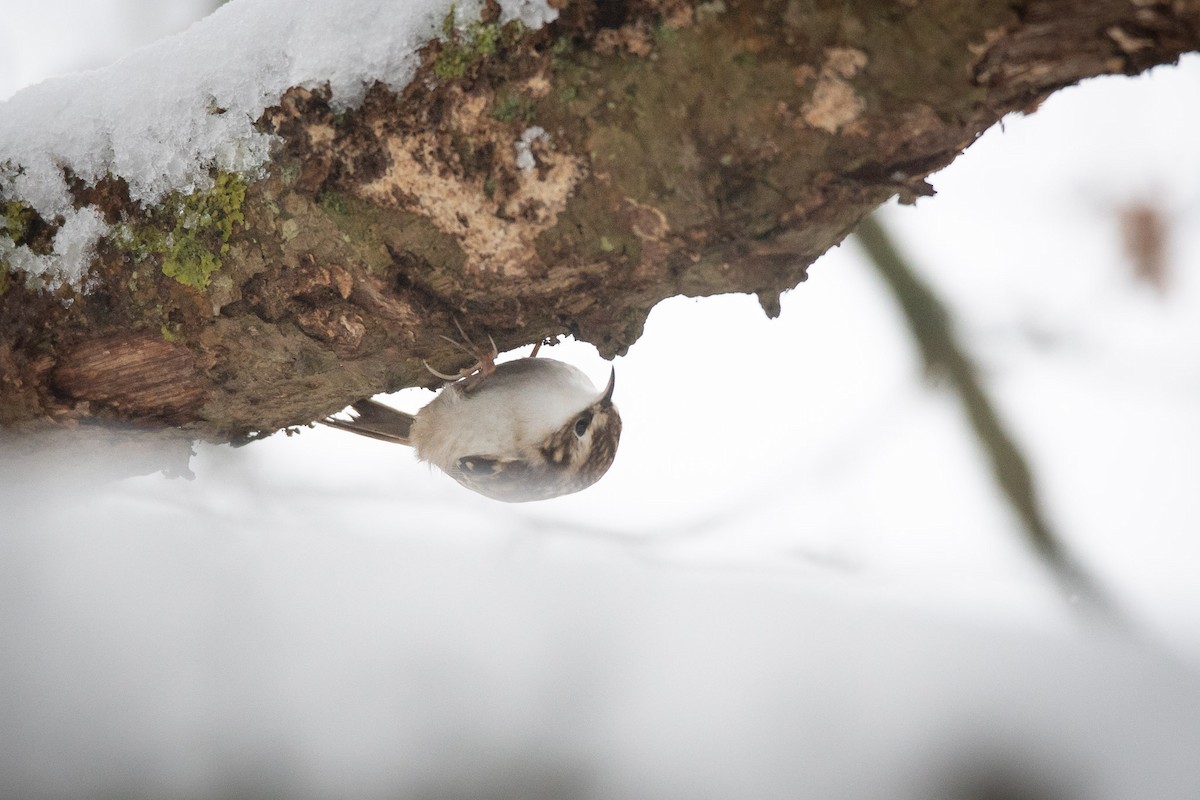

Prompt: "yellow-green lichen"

[120,172,247,290]
[0,203,14,294]
[549,34,574,71]
[279,161,302,187]
[654,21,681,46]
[492,91,535,122]
[3,200,35,245]
[319,192,348,216]
[434,5,522,80]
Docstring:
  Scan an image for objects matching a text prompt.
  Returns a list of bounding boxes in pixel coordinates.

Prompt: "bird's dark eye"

[574,412,593,437]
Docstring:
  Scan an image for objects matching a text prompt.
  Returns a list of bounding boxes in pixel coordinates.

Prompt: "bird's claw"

[423,320,499,391]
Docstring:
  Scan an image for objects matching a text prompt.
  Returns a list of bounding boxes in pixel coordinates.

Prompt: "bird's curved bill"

[600,367,616,408]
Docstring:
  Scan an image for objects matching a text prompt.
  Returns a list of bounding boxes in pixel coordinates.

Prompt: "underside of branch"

[1,0,1197,444]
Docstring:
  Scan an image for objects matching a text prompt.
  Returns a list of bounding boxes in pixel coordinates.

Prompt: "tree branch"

[854,215,1122,617]
[2,0,1197,443]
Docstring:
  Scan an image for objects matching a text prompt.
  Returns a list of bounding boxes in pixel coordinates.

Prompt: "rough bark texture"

[2,0,1198,447]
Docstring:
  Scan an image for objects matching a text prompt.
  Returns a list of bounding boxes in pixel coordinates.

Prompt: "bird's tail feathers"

[320,399,414,446]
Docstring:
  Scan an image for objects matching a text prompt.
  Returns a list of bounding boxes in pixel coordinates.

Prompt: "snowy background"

[2,2,1200,798]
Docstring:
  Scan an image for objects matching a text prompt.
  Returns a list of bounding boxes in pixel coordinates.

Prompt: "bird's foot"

[423,319,498,391]
[529,336,558,358]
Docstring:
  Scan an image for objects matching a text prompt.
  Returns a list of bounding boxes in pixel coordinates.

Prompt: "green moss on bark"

[116,172,247,291]
[435,6,525,80]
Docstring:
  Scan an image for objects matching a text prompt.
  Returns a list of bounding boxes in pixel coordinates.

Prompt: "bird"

[320,338,621,503]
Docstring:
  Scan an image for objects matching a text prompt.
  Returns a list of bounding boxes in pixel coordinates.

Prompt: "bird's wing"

[450,455,555,503]
[320,399,414,446]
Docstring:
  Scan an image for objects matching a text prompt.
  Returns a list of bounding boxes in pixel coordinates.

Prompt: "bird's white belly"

[410,358,599,469]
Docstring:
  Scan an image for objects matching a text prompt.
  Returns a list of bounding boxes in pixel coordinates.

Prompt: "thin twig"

[854,213,1121,621]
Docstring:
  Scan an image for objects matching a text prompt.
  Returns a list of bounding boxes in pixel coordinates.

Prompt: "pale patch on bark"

[593,23,655,57]
[625,197,672,278]
[306,122,337,149]
[523,74,552,98]
[800,47,869,134]
[1108,25,1155,53]
[356,92,584,276]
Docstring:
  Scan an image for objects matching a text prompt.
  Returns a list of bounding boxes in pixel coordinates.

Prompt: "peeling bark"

[1,0,1198,446]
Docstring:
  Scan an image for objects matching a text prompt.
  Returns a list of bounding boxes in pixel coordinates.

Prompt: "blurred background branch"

[854,214,1117,619]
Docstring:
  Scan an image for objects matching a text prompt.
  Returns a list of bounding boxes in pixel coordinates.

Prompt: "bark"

[2,0,1198,446]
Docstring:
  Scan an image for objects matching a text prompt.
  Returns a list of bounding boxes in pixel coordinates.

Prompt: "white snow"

[0,204,108,289]
[0,0,558,288]
[514,124,548,170]
[498,0,560,28]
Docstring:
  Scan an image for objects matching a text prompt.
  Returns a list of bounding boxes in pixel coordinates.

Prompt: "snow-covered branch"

[1,0,1197,440]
